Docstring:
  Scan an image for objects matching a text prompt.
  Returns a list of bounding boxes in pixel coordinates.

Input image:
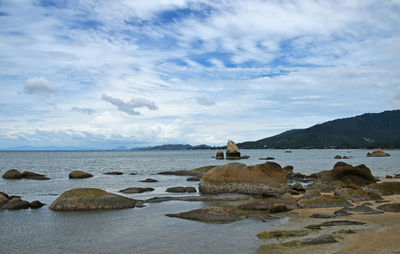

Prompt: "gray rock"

[140,178,158,183]
[69,170,93,179]
[310,213,337,218]
[377,203,400,212]
[104,171,123,175]
[119,187,154,194]
[303,235,337,245]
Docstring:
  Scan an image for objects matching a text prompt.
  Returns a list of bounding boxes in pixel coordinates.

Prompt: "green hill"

[238,110,400,149]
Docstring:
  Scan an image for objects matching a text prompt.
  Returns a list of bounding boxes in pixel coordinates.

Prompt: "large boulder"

[199,162,287,195]
[69,170,93,179]
[215,150,224,160]
[50,188,136,211]
[2,169,23,179]
[367,149,390,157]
[226,140,241,159]
[2,197,30,210]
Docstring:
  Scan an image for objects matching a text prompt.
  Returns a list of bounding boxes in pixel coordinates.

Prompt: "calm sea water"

[0,149,399,254]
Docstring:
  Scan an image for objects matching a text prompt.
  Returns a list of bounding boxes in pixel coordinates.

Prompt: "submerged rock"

[50,188,136,211]
[226,140,241,159]
[30,200,45,209]
[119,187,154,194]
[367,149,390,157]
[199,162,287,195]
[186,177,200,181]
[104,171,123,175]
[166,207,244,223]
[69,170,93,179]
[257,230,309,239]
[21,171,49,180]
[303,235,337,245]
[140,178,158,183]
[166,187,196,193]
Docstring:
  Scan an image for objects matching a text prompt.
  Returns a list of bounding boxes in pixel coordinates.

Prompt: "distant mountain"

[238,110,400,149]
[148,144,213,150]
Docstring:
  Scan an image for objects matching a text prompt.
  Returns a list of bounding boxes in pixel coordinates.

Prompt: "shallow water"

[0,149,399,254]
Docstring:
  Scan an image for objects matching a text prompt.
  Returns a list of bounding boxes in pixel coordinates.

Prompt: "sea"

[0,149,399,254]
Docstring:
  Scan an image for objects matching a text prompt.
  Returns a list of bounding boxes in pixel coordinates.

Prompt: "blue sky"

[0,0,399,149]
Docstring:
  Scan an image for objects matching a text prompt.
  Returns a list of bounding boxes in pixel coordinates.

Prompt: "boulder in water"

[2,169,23,179]
[50,188,136,211]
[226,140,240,159]
[2,197,30,210]
[199,162,287,195]
[215,150,224,160]
[69,170,93,179]
[367,149,390,157]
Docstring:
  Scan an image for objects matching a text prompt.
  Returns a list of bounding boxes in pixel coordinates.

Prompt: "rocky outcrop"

[215,150,224,160]
[2,169,49,180]
[367,149,390,157]
[199,162,287,195]
[2,197,30,210]
[158,165,216,177]
[119,187,154,194]
[166,187,196,193]
[69,170,93,179]
[50,188,136,211]
[226,140,241,159]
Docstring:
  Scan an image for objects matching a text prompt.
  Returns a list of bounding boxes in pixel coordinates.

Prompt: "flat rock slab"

[119,187,154,194]
[145,193,251,203]
[377,203,400,212]
[310,213,337,219]
[306,220,366,230]
[303,235,337,245]
[104,171,123,175]
[166,207,245,223]
[140,178,158,183]
[50,188,136,211]
[166,187,197,193]
[298,194,351,208]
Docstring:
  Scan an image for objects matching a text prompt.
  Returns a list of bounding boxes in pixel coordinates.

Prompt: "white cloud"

[23,77,57,95]
[102,94,158,115]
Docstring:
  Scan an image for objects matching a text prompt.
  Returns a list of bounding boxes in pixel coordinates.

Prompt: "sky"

[0,0,399,149]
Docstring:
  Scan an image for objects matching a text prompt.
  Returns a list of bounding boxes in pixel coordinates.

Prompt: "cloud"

[195,97,216,107]
[23,77,57,95]
[102,94,158,115]
[71,107,95,115]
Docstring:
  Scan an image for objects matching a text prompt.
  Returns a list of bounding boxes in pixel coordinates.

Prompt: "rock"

[166,187,197,193]
[215,150,224,160]
[158,165,216,177]
[2,169,23,179]
[135,200,146,208]
[334,155,342,159]
[199,162,287,195]
[365,182,400,195]
[310,213,337,218]
[104,171,123,175]
[30,200,45,209]
[240,155,250,159]
[290,183,306,193]
[298,194,351,208]
[50,188,136,211]
[69,170,93,179]
[2,197,30,210]
[303,235,337,245]
[306,220,366,229]
[238,195,298,211]
[21,171,50,180]
[186,177,200,181]
[0,194,9,206]
[226,140,241,159]
[166,207,244,223]
[285,150,292,153]
[259,157,275,160]
[119,187,154,194]
[129,173,136,175]
[282,165,294,175]
[269,204,290,213]
[386,175,393,179]
[0,191,9,199]
[342,156,350,159]
[303,190,321,199]
[334,207,353,216]
[377,203,400,212]
[140,178,158,183]
[367,149,390,157]
[145,193,251,203]
[335,187,382,202]
[257,230,309,239]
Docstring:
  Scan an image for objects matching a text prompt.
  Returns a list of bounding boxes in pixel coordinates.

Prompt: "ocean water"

[0,149,399,254]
